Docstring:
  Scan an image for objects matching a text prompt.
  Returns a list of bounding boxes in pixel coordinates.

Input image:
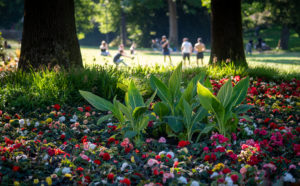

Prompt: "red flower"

[211,153,217,161]
[155,155,161,160]
[53,104,61,111]
[76,167,84,171]
[120,178,131,186]
[233,76,240,82]
[153,169,159,175]
[231,174,238,182]
[222,168,231,174]
[264,118,270,123]
[107,137,115,145]
[204,155,210,161]
[60,134,66,140]
[48,148,55,156]
[148,120,154,127]
[107,173,114,182]
[166,154,172,159]
[12,166,20,172]
[177,140,190,148]
[102,153,111,161]
[94,159,101,165]
[85,106,91,112]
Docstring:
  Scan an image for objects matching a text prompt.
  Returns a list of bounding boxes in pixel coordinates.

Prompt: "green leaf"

[204,78,213,92]
[132,106,147,120]
[79,90,114,111]
[192,107,208,124]
[168,62,182,101]
[153,102,170,119]
[124,131,138,138]
[234,104,253,114]
[230,77,250,108]
[200,124,215,135]
[197,82,225,123]
[116,100,131,121]
[150,75,172,105]
[145,90,157,107]
[182,99,192,126]
[127,81,145,109]
[165,116,184,133]
[217,78,233,108]
[113,97,125,123]
[97,114,113,125]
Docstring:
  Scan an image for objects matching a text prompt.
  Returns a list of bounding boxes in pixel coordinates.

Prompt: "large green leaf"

[79,90,114,111]
[97,114,113,125]
[234,104,253,114]
[182,99,192,127]
[197,82,225,124]
[132,106,147,120]
[150,75,172,105]
[113,97,125,123]
[116,100,131,122]
[124,131,137,139]
[192,107,208,124]
[145,90,157,107]
[204,78,213,92]
[153,102,169,119]
[217,78,233,108]
[229,76,250,108]
[165,116,184,133]
[168,62,182,101]
[127,81,145,109]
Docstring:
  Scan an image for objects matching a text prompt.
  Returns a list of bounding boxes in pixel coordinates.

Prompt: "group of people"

[99,35,206,66]
[161,35,206,66]
[245,38,271,55]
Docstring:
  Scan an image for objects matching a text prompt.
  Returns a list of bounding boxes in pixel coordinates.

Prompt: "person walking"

[194,38,206,66]
[160,35,172,65]
[181,37,193,66]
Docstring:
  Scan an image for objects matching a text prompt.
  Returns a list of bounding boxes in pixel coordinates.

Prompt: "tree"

[210,0,247,66]
[19,0,82,70]
[167,0,178,48]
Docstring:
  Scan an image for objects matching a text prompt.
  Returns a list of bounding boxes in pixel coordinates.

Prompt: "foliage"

[80,81,156,146]
[197,77,251,137]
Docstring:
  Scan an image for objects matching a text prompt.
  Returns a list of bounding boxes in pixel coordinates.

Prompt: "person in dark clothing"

[113,44,133,66]
[160,35,172,65]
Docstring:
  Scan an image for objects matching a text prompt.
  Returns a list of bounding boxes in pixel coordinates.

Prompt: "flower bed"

[0,77,299,185]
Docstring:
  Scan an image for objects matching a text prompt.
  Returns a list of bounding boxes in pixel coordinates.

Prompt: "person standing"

[181,37,193,66]
[245,40,253,55]
[194,37,206,66]
[160,35,172,65]
[130,41,136,55]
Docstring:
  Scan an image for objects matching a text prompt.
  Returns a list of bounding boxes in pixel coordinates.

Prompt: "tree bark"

[277,25,289,50]
[19,0,83,70]
[210,0,247,66]
[120,7,127,46]
[168,0,178,48]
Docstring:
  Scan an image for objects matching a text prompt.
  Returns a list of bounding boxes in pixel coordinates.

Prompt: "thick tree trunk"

[120,8,127,46]
[19,0,82,70]
[210,0,247,66]
[168,0,178,48]
[277,25,289,50]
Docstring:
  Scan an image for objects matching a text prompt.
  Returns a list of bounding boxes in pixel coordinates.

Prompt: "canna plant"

[196,76,252,137]
[150,62,207,140]
[79,81,156,146]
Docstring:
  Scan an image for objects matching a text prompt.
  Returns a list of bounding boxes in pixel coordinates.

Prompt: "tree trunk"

[277,25,289,50]
[120,8,127,46]
[168,0,178,48]
[19,0,82,70]
[210,0,247,66]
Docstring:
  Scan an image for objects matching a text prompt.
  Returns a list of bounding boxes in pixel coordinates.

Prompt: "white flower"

[35,122,40,127]
[166,151,174,159]
[59,116,66,122]
[19,119,25,128]
[283,172,295,183]
[225,176,233,186]
[83,129,90,133]
[107,122,113,126]
[89,143,97,150]
[121,162,129,171]
[62,167,71,174]
[190,181,200,186]
[70,114,78,122]
[210,172,219,178]
[158,151,166,156]
[43,154,49,160]
[117,176,124,180]
[244,127,253,135]
[177,176,187,184]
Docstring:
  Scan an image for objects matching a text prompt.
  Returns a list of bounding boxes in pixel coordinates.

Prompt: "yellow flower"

[226,150,233,153]
[212,163,225,172]
[34,179,39,184]
[9,119,15,123]
[14,181,20,186]
[131,156,135,163]
[46,118,52,123]
[46,177,52,186]
[245,164,251,169]
[65,173,72,178]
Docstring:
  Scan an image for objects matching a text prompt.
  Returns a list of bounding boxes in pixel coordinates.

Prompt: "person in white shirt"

[181,37,193,65]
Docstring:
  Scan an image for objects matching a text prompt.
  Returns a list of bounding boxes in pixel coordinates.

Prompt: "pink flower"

[121,138,130,147]
[80,153,90,161]
[146,138,153,143]
[78,107,84,112]
[231,174,238,182]
[240,167,247,175]
[263,163,277,172]
[162,172,174,183]
[85,112,91,117]
[289,164,296,170]
[203,147,210,153]
[147,158,159,167]
[158,137,166,143]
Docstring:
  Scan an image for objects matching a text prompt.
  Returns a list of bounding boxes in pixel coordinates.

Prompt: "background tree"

[210,0,247,66]
[19,0,82,70]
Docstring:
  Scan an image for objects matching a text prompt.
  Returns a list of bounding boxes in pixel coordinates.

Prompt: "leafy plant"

[150,62,206,140]
[197,77,251,137]
[79,81,156,146]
